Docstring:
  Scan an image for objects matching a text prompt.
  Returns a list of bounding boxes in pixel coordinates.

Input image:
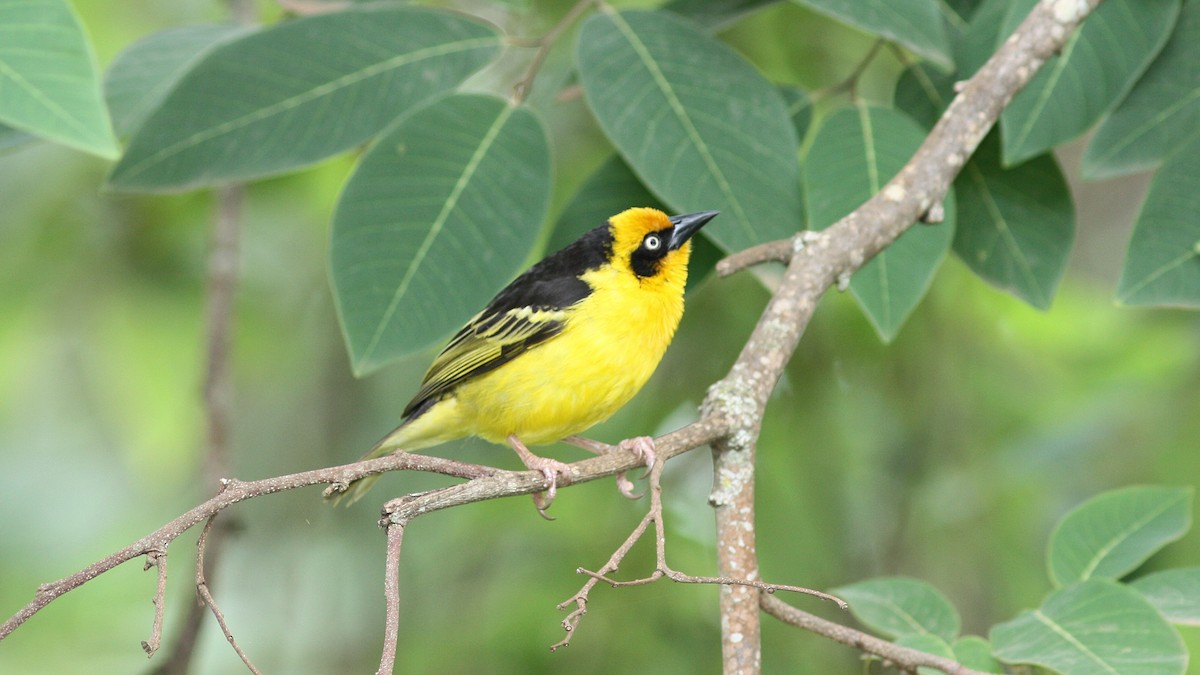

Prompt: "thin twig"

[0,452,499,642]
[511,0,595,104]
[551,509,654,651]
[552,458,840,651]
[141,550,169,657]
[196,516,261,675]
[761,595,989,675]
[377,522,406,675]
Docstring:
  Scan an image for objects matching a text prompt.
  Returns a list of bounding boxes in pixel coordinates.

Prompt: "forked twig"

[551,459,844,651]
[195,515,261,675]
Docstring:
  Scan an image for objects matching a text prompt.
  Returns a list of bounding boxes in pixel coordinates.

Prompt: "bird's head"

[607,207,719,281]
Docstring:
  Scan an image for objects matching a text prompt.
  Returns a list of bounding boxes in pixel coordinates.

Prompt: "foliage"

[2,0,1199,673]
[836,487,1195,674]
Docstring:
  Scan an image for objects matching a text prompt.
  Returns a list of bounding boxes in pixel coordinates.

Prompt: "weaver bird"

[331,207,719,513]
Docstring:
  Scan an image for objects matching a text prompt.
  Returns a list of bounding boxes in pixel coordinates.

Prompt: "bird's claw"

[524,458,572,520]
[614,472,643,500]
[618,436,657,479]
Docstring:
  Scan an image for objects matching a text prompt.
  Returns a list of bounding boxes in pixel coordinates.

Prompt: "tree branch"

[702,0,1104,671]
[761,595,989,675]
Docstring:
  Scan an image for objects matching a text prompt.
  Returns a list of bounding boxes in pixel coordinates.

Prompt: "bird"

[329,207,719,514]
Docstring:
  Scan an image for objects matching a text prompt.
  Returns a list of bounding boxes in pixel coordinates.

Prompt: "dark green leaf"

[0,124,34,153]
[104,24,249,138]
[1048,486,1192,587]
[108,5,501,192]
[0,0,118,157]
[893,63,956,129]
[330,95,551,375]
[1084,0,1200,180]
[953,0,1010,78]
[1116,136,1200,307]
[577,9,804,253]
[780,85,814,141]
[805,105,955,341]
[790,0,953,70]
[1132,568,1200,626]
[832,577,961,641]
[662,0,781,31]
[952,133,1073,309]
[992,579,1187,675]
[548,156,667,254]
[999,0,1178,166]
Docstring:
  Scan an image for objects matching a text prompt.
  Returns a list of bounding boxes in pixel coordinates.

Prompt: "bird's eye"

[644,234,662,251]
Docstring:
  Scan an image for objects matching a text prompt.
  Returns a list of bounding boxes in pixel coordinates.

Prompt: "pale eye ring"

[644,234,662,251]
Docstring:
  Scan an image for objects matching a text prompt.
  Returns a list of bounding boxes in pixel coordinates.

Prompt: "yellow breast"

[453,262,686,445]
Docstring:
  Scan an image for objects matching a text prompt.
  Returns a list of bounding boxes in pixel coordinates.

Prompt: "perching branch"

[1,1,1103,673]
[702,0,1104,671]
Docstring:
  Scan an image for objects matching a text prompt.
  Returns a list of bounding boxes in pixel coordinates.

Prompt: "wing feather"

[401,294,577,418]
[399,224,612,420]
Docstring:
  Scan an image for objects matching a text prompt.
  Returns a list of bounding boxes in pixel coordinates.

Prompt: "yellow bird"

[332,207,719,511]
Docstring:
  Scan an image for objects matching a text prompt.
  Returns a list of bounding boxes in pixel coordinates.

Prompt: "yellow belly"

[454,272,683,445]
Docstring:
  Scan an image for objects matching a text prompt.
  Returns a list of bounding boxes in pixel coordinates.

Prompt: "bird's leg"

[564,435,657,499]
[507,434,572,519]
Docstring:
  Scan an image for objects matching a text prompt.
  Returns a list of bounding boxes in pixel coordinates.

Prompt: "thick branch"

[704,0,1104,672]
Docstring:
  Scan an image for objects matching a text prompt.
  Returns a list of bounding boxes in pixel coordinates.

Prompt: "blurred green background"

[1,0,1197,673]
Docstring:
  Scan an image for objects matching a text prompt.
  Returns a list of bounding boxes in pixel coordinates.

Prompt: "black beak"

[668,210,719,250]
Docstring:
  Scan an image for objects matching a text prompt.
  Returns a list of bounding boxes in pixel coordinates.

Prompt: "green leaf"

[991,579,1187,675]
[1084,0,1200,179]
[952,635,1004,673]
[662,0,781,31]
[577,9,804,253]
[790,0,952,71]
[1115,135,1200,307]
[0,123,33,153]
[805,105,954,341]
[1047,486,1193,587]
[952,133,1073,309]
[893,63,956,129]
[104,24,249,138]
[832,577,961,641]
[548,156,667,254]
[330,94,551,375]
[999,0,1178,166]
[894,633,956,675]
[1132,568,1200,626]
[0,0,118,158]
[108,5,501,192]
[780,85,814,141]
[953,0,1010,78]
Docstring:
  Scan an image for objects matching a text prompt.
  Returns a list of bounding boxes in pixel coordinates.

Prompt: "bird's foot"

[618,436,657,476]
[564,435,657,500]
[508,435,572,520]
